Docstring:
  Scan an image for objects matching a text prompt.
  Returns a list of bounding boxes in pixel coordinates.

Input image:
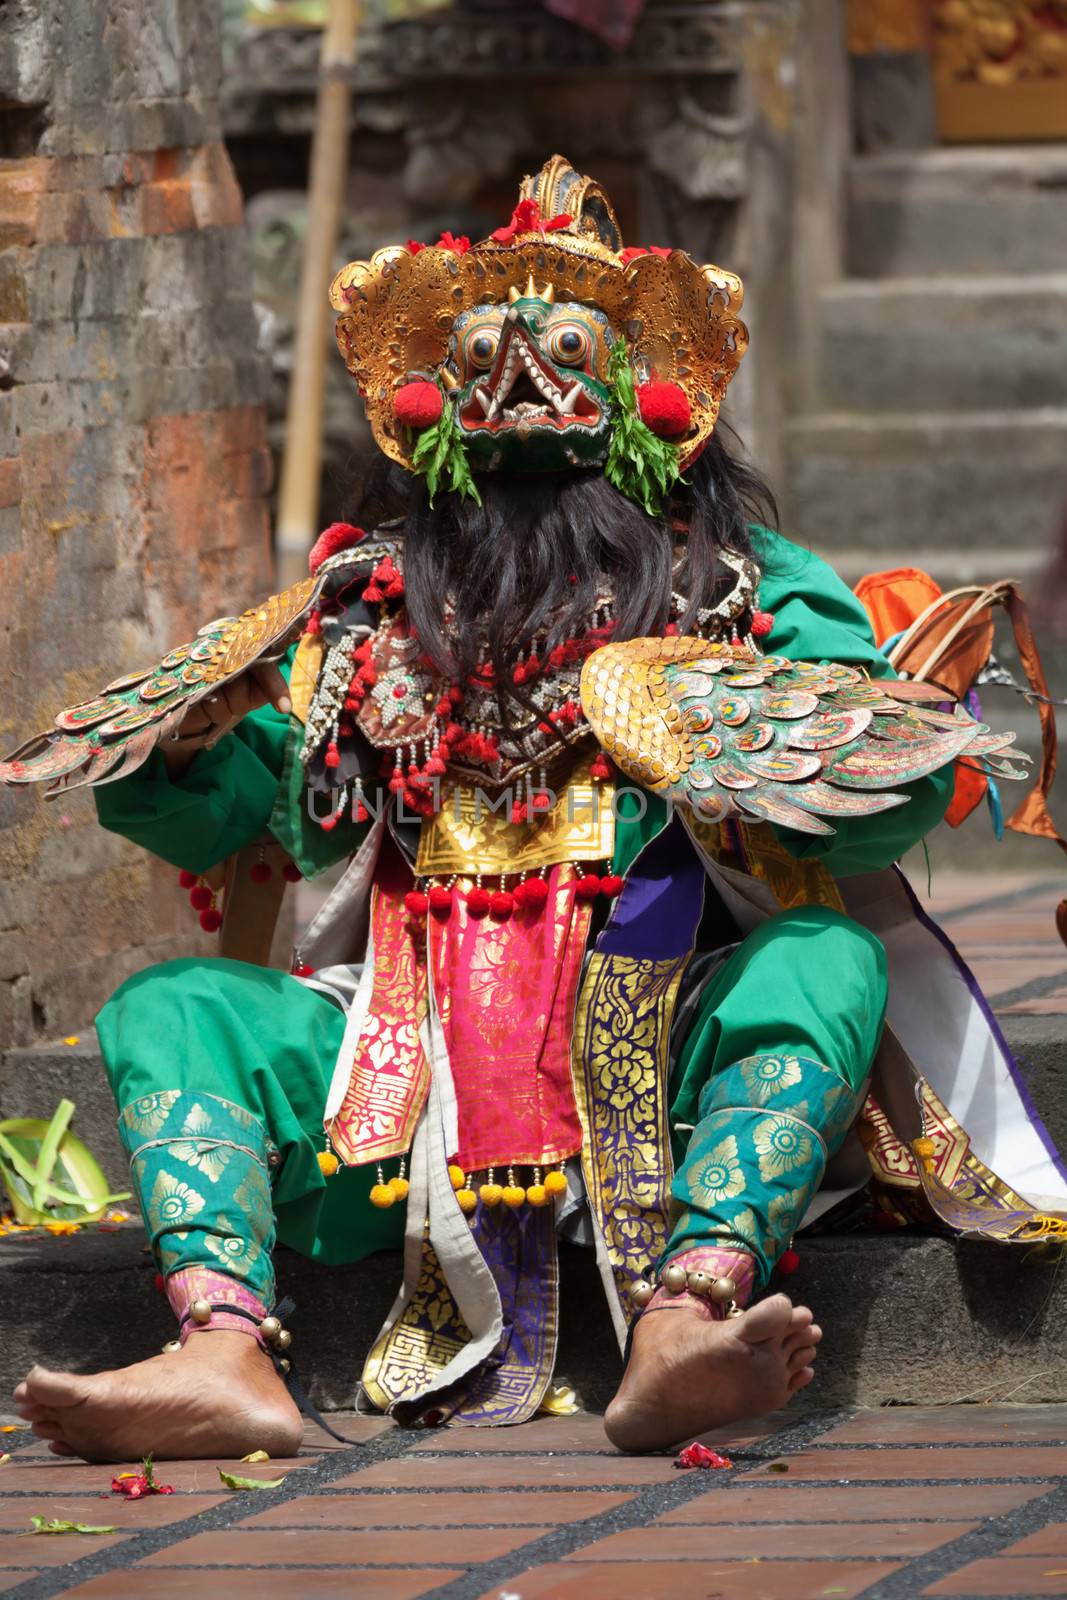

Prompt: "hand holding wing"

[0,578,318,797]
[580,637,1026,833]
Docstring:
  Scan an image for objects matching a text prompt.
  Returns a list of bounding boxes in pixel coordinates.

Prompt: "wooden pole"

[275,0,358,588]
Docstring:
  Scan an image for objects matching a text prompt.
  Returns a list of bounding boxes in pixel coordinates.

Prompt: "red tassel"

[575,874,602,900]
[778,1248,800,1276]
[199,907,223,933]
[178,870,197,889]
[530,791,552,813]
[282,862,302,883]
[521,877,550,910]
[293,962,314,978]
[510,801,528,825]
[590,753,612,781]
[489,890,514,921]
[250,861,272,884]
[189,885,212,911]
[751,610,775,638]
[428,884,454,917]
[466,887,491,918]
[325,743,340,770]
[404,890,429,916]
[599,874,624,897]
[320,815,338,832]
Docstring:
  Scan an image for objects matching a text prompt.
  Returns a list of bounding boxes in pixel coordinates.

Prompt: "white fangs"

[476,328,590,426]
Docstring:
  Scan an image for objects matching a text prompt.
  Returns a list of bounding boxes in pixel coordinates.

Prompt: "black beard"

[356,432,775,718]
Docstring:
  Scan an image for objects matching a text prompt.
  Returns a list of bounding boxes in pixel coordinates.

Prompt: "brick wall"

[0,0,274,1049]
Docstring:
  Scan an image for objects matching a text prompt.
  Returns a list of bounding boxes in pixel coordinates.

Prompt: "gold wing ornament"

[0,577,320,797]
[580,637,1028,833]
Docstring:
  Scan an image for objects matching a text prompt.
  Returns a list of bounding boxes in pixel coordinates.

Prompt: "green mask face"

[447,292,615,473]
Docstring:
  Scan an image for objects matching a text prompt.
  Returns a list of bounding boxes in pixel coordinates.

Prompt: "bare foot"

[12,1332,303,1464]
[603,1293,821,1453]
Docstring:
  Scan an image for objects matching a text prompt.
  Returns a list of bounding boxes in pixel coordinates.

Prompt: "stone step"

[4,1015,1067,1195]
[3,1224,1067,1416]
[816,275,1067,413]
[848,146,1067,279]
[783,409,1067,559]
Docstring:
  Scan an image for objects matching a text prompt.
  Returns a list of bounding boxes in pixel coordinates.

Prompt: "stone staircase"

[3,1023,1067,1415]
[785,145,1067,593]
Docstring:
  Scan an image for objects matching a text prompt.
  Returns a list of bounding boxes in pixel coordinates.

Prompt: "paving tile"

[0,1527,129,1566]
[238,1488,634,1528]
[0,1494,223,1530]
[822,1406,1067,1446]
[1003,1525,1067,1556]
[139,1524,553,1566]
[658,1482,1049,1523]
[407,1412,786,1453]
[565,1519,976,1561]
[338,1455,682,1489]
[925,1555,1067,1595]
[473,1558,902,1598]
[63,1569,463,1599]
[741,1445,1067,1481]
[301,1414,393,1447]
[1,1457,313,1493]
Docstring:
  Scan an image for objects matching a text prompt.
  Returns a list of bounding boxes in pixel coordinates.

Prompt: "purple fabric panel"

[894,866,1067,1185]
[598,814,704,959]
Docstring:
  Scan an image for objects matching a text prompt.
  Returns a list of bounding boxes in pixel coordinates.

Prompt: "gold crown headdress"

[329,155,747,504]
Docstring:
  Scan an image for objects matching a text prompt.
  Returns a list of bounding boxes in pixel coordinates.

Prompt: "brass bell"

[259,1315,282,1342]
[190,1299,212,1325]
[161,1339,182,1355]
[710,1276,737,1304]
[687,1270,711,1297]
[275,1328,292,1351]
[662,1262,688,1295]
[279,1357,291,1374]
[629,1278,654,1308]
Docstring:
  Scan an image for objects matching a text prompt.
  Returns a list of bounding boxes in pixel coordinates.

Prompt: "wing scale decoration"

[0,577,318,798]
[580,637,1027,833]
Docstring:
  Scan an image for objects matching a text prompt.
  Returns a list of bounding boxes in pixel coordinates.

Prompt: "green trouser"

[98,905,885,1306]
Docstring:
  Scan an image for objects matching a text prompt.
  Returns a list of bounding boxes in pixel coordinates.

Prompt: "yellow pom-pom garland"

[370,1183,395,1208]
[317,1148,339,1177]
[479,1169,502,1206]
[525,1184,547,1207]
[457,1187,478,1214]
[448,1163,466,1191]
[544,1165,568,1196]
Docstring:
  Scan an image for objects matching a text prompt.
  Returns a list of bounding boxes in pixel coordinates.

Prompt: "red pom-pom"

[250,861,272,884]
[599,873,624,897]
[489,890,514,920]
[428,884,454,917]
[777,1248,800,1276]
[521,876,550,909]
[189,885,212,911]
[575,874,602,900]
[282,862,302,883]
[178,870,197,889]
[153,1272,165,1294]
[199,907,223,933]
[751,610,775,638]
[394,381,444,431]
[637,381,691,438]
[324,743,340,770]
[590,753,613,781]
[530,791,552,813]
[404,890,429,917]
[293,962,314,978]
[320,815,338,832]
[308,522,365,575]
[510,801,528,825]
[466,887,490,918]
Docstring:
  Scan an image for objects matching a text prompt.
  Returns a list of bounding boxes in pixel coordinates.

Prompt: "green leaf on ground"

[26,1517,117,1535]
[218,1469,285,1491]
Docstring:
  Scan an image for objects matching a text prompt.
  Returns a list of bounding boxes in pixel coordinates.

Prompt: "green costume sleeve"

[753,527,953,876]
[93,651,296,876]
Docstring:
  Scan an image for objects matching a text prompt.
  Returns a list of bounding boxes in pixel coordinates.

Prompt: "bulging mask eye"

[548,323,591,366]
[465,327,500,369]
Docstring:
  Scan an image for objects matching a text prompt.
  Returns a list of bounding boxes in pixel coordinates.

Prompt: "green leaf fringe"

[410,381,482,507]
[604,338,683,516]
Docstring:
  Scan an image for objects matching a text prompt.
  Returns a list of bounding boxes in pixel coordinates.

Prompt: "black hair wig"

[354,424,778,716]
